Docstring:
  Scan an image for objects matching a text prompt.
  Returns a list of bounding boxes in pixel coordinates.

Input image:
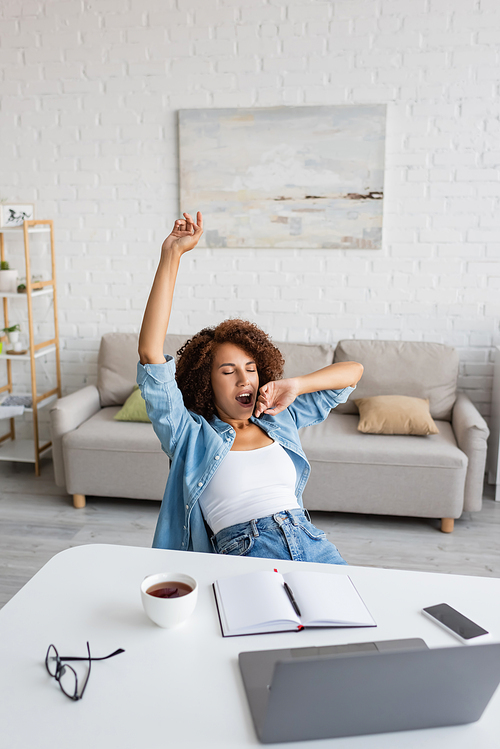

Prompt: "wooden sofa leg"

[73,494,86,509]
[441,518,454,533]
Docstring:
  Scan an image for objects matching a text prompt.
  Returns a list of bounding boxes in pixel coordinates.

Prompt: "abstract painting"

[179,105,386,249]
[0,203,35,228]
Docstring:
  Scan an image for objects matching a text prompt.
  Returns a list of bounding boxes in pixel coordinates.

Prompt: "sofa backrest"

[97,333,335,407]
[97,333,458,420]
[333,340,459,421]
[278,342,334,379]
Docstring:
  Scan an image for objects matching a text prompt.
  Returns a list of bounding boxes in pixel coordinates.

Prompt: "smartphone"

[422,603,490,645]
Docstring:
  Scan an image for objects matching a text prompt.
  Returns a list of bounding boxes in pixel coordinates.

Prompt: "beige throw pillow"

[354,395,439,436]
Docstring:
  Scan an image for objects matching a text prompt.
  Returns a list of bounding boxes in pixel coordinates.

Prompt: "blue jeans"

[211,509,347,565]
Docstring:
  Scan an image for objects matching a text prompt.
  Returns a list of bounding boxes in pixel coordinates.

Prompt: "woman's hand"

[161,211,203,257]
[254,378,300,418]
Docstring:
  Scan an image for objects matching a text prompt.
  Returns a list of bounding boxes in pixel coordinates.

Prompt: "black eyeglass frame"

[45,642,125,701]
[45,641,91,701]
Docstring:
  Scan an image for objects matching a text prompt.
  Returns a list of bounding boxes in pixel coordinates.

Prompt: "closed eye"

[222,369,256,375]
[218,361,256,371]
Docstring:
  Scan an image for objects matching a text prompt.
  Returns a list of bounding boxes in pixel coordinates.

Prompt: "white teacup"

[141,572,198,629]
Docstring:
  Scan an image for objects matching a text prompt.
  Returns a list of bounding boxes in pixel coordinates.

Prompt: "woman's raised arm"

[255,361,364,418]
[138,212,203,364]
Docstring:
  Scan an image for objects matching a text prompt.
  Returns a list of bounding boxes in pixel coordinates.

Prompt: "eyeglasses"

[45,642,125,701]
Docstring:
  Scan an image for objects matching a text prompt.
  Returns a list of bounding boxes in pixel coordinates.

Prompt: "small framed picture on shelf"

[0,203,35,228]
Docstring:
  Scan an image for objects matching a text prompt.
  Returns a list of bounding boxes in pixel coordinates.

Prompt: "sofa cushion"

[114,385,150,423]
[62,407,168,500]
[97,332,188,406]
[355,395,439,436]
[277,342,334,379]
[300,413,466,469]
[63,406,163,453]
[333,340,458,421]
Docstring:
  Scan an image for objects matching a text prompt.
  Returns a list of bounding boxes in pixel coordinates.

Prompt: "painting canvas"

[179,106,386,249]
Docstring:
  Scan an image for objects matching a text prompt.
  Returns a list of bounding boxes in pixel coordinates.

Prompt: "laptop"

[238,638,500,744]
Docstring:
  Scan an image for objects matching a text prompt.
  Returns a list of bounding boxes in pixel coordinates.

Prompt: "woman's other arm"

[138,212,203,365]
[294,360,363,393]
[255,361,363,417]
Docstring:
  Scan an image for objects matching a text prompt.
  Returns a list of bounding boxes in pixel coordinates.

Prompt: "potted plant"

[1,323,21,346]
[0,261,19,293]
[16,274,43,293]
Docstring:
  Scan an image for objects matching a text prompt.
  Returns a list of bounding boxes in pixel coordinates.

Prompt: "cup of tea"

[141,572,198,628]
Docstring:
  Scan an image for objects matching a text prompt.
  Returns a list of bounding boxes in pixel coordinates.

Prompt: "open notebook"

[213,569,376,637]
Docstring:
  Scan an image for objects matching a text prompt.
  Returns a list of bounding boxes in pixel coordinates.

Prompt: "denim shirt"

[137,357,355,554]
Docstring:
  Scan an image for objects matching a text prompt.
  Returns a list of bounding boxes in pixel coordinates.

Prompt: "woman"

[138,211,363,564]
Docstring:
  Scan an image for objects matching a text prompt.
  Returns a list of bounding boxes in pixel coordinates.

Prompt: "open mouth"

[235,392,253,407]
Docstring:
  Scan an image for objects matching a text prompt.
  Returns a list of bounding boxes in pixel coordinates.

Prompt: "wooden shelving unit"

[487,346,500,502]
[0,219,62,475]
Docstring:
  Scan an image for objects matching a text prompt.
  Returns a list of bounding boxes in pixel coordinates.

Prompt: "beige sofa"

[50,333,489,533]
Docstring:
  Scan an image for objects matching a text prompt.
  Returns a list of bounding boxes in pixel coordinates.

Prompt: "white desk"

[0,545,499,749]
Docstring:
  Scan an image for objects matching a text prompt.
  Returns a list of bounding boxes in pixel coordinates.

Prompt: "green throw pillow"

[114,385,150,423]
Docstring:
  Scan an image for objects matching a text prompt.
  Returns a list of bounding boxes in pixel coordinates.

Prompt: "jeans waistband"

[211,508,311,549]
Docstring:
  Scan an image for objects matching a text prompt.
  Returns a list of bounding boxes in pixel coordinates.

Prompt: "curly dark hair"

[175,319,285,420]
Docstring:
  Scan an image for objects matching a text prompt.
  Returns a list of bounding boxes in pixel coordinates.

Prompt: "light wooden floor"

[1,457,499,609]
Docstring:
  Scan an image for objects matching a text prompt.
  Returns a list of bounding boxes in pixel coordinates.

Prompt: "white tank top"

[199,441,300,535]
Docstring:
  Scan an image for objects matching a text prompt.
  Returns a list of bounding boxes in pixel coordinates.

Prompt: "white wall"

[1,0,499,419]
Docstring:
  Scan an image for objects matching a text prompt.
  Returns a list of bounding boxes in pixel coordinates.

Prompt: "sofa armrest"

[49,386,101,489]
[452,393,490,512]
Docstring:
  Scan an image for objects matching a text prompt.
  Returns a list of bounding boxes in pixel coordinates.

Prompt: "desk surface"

[0,544,499,749]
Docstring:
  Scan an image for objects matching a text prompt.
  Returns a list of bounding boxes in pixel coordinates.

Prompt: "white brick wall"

[1,0,499,439]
